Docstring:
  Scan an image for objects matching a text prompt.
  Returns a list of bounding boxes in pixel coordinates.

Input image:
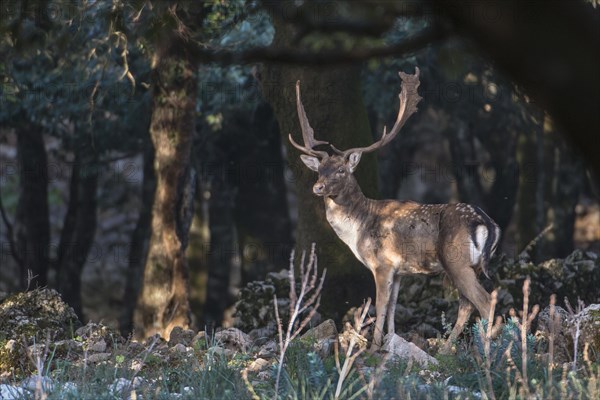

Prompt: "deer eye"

[337,167,345,174]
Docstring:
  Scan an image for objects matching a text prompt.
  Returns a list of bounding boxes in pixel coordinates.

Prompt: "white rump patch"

[469,225,488,265]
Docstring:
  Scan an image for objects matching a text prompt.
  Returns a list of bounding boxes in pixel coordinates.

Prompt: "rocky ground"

[0,250,599,399]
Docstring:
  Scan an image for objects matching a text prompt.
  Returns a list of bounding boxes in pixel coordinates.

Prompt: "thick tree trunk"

[203,178,237,330]
[446,121,485,207]
[540,123,582,259]
[14,126,50,289]
[516,129,541,258]
[235,103,293,283]
[119,142,156,337]
[133,36,197,339]
[261,18,378,319]
[55,152,98,319]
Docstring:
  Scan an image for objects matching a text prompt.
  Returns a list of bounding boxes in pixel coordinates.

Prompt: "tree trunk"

[119,142,156,337]
[446,121,485,207]
[55,151,98,319]
[14,126,50,289]
[203,177,238,330]
[516,129,540,257]
[539,119,582,259]
[261,17,378,319]
[235,102,293,284]
[133,35,197,339]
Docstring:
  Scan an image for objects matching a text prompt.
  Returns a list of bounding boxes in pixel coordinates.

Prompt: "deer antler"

[331,67,422,158]
[288,81,330,159]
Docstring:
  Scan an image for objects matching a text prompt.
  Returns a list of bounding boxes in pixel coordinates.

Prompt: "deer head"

[290,68,422,197]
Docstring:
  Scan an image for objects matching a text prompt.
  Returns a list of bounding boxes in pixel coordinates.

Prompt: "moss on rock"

[0,289,81,375]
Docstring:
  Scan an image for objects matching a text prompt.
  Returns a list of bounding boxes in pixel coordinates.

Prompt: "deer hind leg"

[441,295,474,354]
[386,274,401,335]
[441,260,491,352]
[445,262,491,318]
[371,267,394,350]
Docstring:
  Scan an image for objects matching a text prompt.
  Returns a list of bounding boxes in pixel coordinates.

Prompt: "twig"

[520,277,530,397]
[564,297,585,372]
[548,294,556,392]
[273,243,326,399]
[335,298,372,399]
[518,224,553,260]
[483,290,498,400]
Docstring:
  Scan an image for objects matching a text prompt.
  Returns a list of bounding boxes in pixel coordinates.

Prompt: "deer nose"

[313,182,325,195]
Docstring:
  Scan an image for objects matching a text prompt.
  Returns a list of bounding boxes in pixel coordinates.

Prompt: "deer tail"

[470,207,501,279]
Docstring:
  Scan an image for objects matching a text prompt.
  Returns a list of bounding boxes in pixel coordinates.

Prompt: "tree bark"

[235,103,293,284]
[55,151,98,319]
[261,16,378,318]
[540,122,582,259]
[516,129,540,258]
[133,35,197,339]
[119,142,156,337]
[203,176,237,330]
[14,126,50,289]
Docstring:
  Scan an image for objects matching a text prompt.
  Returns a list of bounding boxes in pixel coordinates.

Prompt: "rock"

[247,358,270,373]
[88,339,107,353]
[405,332,429,351]
[0,289,80,344]
[59,382,78,396]
[536,305,571,363]
[234,269,315,333]
[21,375,54,392]
[169,326,195,347]
[248,324,277,346]
[382,333,438,367]
[569,303,600,354]
[127,341,144,353]
[207,346,233,359]
[214,328,252,352]
[109,377,132,395]
[314,338,336,358]
[75,322,124,349]
[394,304,414,324]
[301,319,337,341]
[0,339,25,376]
[171,343,189,354]
[257,340,277,358]
[87,352,112,363]
[494,250,600,311]
[0,384,25,400]
[191,331,207,349]
[257,370,272,381]
[418,369,441,385]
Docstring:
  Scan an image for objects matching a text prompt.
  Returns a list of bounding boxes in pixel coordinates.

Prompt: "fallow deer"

[289,68,500,350]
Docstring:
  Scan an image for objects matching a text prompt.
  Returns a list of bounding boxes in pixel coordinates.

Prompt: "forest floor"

[1,263,599,399]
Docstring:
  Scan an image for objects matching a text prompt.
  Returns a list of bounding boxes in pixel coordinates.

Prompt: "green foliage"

[472,318,535,369]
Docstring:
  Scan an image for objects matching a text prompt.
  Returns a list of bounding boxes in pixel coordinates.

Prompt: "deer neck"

[323,180,371,264]
[325,178,369,214]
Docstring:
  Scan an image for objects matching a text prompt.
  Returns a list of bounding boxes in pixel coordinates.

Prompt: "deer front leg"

[386,274,401,335]
[371,266,394,350]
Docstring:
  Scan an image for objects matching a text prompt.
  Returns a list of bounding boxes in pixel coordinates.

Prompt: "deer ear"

[300,155,320,172]
[347,152,362,172]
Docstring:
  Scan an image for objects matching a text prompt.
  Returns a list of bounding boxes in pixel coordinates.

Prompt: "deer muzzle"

[313,182,325,195]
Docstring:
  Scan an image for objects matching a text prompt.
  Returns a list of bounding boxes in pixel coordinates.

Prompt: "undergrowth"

[1,251,598,399]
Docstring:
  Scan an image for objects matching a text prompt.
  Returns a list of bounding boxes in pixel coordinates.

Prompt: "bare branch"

[188,25,448,66]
